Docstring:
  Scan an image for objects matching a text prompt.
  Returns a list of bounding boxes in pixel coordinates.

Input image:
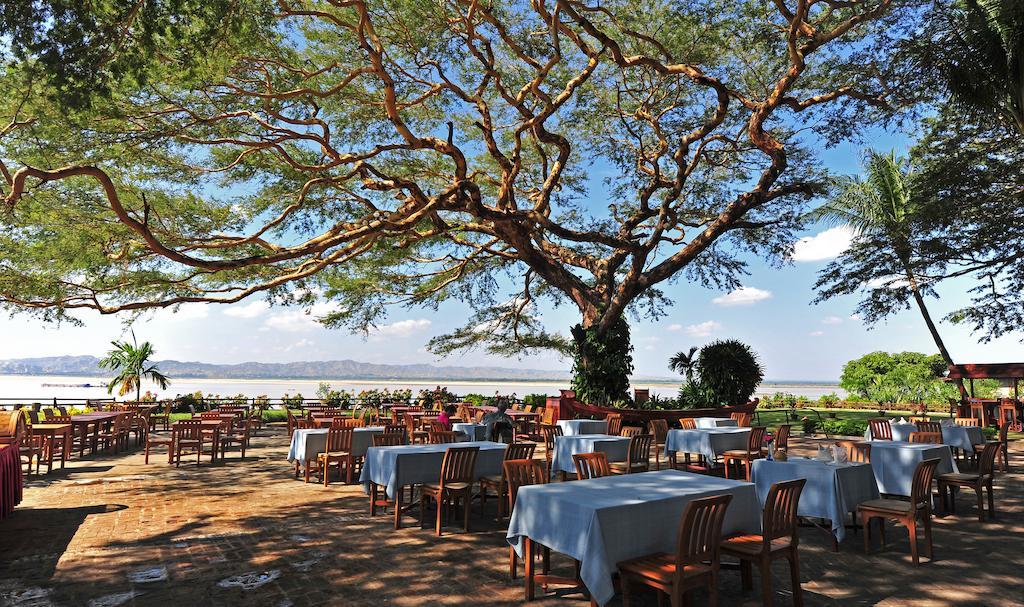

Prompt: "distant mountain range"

[0,355,573,381]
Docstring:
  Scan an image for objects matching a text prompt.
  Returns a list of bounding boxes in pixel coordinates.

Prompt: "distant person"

[437,404,457,430]
[482,402,514,443]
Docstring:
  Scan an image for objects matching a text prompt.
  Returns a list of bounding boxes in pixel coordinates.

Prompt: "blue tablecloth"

[551,434,630,476]
[665,427,750,464]
[867,441,958,496]
[286,427,386,465]
[752,457,879,543]
[359,441,507,498]
[452,422,487,441]
[693,417,738,428]
[507,470,761,607]
[863,423,983,451]
[557,419,609,436]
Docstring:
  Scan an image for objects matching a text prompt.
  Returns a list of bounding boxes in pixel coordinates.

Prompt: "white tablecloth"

[665,428,750,463]
[359,441,507,498]
[452,422,487,441]
[693,417,738,428]
[752,457,879,543]
[551,434,630,476]
[286,427,386,465]
[863,423,983,451]
[557,419,609,436]
[507,470,761,607]
[867,441,958,496]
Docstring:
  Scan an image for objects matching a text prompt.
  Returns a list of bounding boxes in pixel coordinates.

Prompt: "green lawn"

[752,407,1014,439]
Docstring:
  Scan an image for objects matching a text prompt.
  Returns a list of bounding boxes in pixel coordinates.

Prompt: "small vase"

[766,444,774,461]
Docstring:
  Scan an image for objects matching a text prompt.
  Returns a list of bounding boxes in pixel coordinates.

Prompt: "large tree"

[0,1,917,404]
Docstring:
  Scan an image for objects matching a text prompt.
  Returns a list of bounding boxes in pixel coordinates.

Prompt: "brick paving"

[1,427,1022,607]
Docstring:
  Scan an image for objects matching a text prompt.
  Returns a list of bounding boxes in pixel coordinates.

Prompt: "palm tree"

[933,0,1024,134]
[668,347,700,381]
[814,151,960,378]
[99,332,170,402]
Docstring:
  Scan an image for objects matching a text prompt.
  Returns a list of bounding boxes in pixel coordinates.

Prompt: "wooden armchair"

[938,441,999,521]
[316,427,354,486]
[857,458,940,565]
[172,420,207,467]
[572,451,611,480]
[721,478,806,607]
[610,434,653,474]
[868,418,893,440]
[723,426,767,480]
[419,446,479,536]
[479,443,536,520]
[618,494,733,607]
[649,419,669,470]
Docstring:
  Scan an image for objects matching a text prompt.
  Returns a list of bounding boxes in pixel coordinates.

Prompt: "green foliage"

[695,339,765,407]
[821,419,869,437]
[668,347,699,381]
[462,393,487,406]
[522,394,548,408]
[840,351,952,403]
[282,393,305,408]
[98,333,169,402]
[801,417,819,435]
[818,392,841,406]
[570,318,633,406]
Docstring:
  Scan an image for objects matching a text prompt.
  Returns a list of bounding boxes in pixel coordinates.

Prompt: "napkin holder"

[831,444,848,464]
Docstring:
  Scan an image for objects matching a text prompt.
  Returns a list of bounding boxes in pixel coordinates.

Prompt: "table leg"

[46,434,55,474]
[91,422,101,454]
[524,537,535,601]
[394,487,403,530]
[61,430,70,468]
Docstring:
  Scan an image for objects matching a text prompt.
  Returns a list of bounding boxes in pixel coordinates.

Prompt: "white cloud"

[712,287,773,307]
[154,304,209,321]
[821,316,843,325]
[371,318,432,337]
[284,338,314,352]
[808,330,825,337]
[263,303,334,332]
[849,313,862,321]
[790,226,854,262]
[669,320,722,337]
[867,276,911,290]
[223,300,270,319]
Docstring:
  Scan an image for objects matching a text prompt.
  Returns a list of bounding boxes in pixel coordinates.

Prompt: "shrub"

[696,339,764,406]
[262,409,287,423]
[821,419,868,437]
[462,393,487,406]
[801,417,818,435]
[523,394,548,407]
[818,392,840,406]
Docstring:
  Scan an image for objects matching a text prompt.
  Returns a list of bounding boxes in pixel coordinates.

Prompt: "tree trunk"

[570,316,634,406]
[903,265,966,398]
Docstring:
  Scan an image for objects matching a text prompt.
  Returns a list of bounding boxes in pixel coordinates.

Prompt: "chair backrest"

[954,417,980,427]
[439,446,479,486]
[541,424,562,453]
[679,418,696,430]
[505,442,536,461]
[969,402,986,424]
[457,404,473,422]
[606,414,623,436]
[56,406,69,416]
[403,413,417,434]
[503,459,546,511]
[909,431,941,444]
[998,422,1009,443]
[541,407,555,425]
[649,419,669,443]
[475,410,486,423]
[627,434,653,467]
[429,420,448,433]
[836,440,871,463]
[175,419,204,440]
[747,426,767,453]
[620,426,644,438]
[200,411,222,419]
[998,401,1016,425]
[428,430,459,444]
[326,427,354,452]
[915,420,942,435]
[868,418,892,440]
[731,412,751,427]
[978,440,1000,479]
[775,425,791,450]
[48,415,72,424]
[673,494,733,573]
[910,458,941,511]
[42,408,56,419]
[573,452,611,480]
[384,423,406,437]
[761,478,806,543]
[372,432,405,447]
[27,410,41,425]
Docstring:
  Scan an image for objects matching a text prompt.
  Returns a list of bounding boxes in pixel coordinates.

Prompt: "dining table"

[550,434,630,478]
[507,470,761,606]
[862,421,984,452]
[451,422,488,441]
[692,417,739,428]
[665,427,751,467]
[170,419,227,463]
[287,426,388,468]
[866,441,958,496]
[30,423,72,474]
[68,412,122,456]
[556,419,608,436]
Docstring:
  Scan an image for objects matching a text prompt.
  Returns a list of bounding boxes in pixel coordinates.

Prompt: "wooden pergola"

[947,363,1024,400]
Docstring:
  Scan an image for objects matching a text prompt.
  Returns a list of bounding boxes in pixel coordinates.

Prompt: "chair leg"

[760,556,773,606]
[463,493,471,532]
[861,512,870,553]
[923,511,933,560]
[789,550,803,607]
[987,481,995,519]
[908,517,919,565]
[740,558,753,590]
[620,572,631,607]
[436,495,444,536]
[708,570,719,607]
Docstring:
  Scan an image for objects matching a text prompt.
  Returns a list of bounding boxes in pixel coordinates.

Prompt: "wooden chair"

[650,419,669,470]
[731,412,751,427]
[606,413,623,437]
[150,401,172,432]
[172,420,206,467]
[620,426,645,438]
[997,400,1017,430]
[474,410,486,423]
[721,478,806,607]
[954,417,980,427]
[678,418,696,430]
[420,446,479,536]
[316,427,354,486]
[144,428,174,464]
[219,417,252,460]
[976,422,1010,472]
[573,451,611,480]
[428,430,459,444]
[610,434,653,474]
[723,426,767,480]
[372,432,405,447]
[428,420,448,434]
[836,440,871,463]
[868,418,892,440]
[857,458,940,565]
[540,424,562,479]
[938,441,999,521]
[914,421,943,443]
[504,459,547,580]
[773,425,791,455]
[618,494,733,607]
[909,432,941,444]
[405,413,428,444]
[968,401,987,426]
[480,443,536,520]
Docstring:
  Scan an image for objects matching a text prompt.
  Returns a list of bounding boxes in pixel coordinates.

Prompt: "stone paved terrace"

[1,426,1022,607]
